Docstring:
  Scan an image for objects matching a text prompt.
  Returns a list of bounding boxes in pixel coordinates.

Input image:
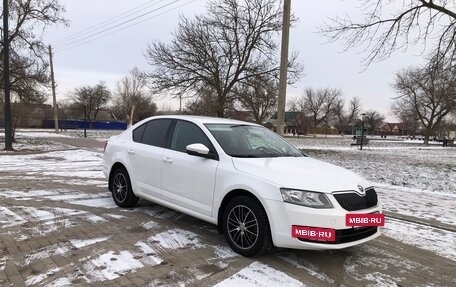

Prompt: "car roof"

[142,115,259,126]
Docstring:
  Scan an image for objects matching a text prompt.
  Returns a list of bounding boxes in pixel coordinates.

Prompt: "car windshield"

[205,124,304,158]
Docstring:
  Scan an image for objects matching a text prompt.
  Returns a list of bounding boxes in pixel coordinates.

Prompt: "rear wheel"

[222,196,272,257]
[110,167,138,208]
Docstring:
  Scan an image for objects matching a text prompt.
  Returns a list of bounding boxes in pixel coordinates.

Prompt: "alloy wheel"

[227,205,259,249]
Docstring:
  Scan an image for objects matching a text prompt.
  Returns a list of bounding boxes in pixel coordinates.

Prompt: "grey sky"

[44,0,428,121]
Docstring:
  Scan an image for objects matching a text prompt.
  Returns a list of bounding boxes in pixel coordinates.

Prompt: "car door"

[161,120,219,216]
[128,119,172,198]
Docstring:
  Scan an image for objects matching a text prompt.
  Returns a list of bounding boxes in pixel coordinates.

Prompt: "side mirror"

[186,143,210,156]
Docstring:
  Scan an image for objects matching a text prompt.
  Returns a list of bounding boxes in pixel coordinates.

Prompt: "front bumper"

[264,198,381,250]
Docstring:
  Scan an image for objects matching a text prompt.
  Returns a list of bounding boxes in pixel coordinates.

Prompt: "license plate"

[346,213,385,227]
[291,226,336,242]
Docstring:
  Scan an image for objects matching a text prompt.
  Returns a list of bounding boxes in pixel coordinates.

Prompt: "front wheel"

[110,167,138,208]
[222,196,272,257]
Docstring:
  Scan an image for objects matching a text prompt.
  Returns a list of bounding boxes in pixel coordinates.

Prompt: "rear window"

[141,119,172,147]
[132,124,146,143]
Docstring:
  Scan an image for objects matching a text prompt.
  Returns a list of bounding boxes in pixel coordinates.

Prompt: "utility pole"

[48,45,59,131]
[2,0,13,150]
[276,0,291,136]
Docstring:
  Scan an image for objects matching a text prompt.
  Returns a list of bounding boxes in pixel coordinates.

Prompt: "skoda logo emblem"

[357,185,365,195]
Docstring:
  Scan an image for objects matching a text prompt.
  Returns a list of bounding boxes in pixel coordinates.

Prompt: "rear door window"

[140,119,172,148]
[132,123,146,143]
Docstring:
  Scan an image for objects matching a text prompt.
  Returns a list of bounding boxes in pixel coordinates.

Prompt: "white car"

[103,115,382,256]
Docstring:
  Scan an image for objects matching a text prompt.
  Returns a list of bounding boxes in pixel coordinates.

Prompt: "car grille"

[297,227,378,244]
[333,188,378,211]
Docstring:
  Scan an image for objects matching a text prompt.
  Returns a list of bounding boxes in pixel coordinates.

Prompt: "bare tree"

[234,74,278,124]
[320,0,456,67]
[321,88,342,133]
[145,0,302,117]
[112,68,157,125]
[184,87,223,117]
[1,0,66,145]
[334,96,361,134]
[70,82,111,122]
[301,88,340,130]
[393,62,456,144]
[363,110,385,135]
[391,101,420,136]
[302,88,326,128]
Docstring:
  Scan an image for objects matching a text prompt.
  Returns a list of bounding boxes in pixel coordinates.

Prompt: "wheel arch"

[217,189,269,234]
[108,162,127,192]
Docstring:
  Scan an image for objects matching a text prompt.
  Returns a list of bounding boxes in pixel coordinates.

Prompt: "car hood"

[232,156,372,193]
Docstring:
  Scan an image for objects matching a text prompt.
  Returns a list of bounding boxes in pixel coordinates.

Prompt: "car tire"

[110,167,139,208]
[222,195,272,257]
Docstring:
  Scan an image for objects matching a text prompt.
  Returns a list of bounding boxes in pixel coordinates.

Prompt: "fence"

[43,120,127,130]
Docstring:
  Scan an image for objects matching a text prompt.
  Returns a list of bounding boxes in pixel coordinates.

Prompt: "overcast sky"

[44,0,428,121]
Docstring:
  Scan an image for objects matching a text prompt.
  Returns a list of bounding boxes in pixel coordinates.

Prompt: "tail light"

[103,141,108,152]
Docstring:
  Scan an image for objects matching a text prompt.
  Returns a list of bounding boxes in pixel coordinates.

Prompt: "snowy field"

[0,131,455,286]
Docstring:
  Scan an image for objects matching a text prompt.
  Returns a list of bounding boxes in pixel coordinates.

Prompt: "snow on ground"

[149,228,206,250]
[86,250,144,280]
[0,134,72,152]
[1,133,455,285]
[214,261,305,287]
[70,237,110,249]
[383,218,456,261]
[14,128,122,141]
[0,149,104,184]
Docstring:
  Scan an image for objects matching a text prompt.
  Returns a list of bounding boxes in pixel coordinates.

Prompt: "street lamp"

[360,113,367,150]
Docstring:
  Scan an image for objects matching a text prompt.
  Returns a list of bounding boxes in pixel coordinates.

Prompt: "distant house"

[380,123,407,135]
[264,112,308,135]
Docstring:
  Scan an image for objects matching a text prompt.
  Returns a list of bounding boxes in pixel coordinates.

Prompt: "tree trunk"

[129,105,135,127]
[424,128,431,145]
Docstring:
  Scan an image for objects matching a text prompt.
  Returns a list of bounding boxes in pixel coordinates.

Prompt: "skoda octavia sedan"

[103,116,382,256]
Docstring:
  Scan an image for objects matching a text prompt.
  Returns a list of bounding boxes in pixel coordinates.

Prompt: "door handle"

[163,157,173,163]
[127,149,135,155]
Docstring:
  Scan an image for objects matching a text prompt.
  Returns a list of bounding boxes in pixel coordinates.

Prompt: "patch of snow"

[382,218,456,261]
[24,267,61,286]
[134,241,163,266]
[0,256,6,271]
[20,207,56,221]
[105,213,126,220]
[87,250,144,280]
[149,228,205,250]
[212,245,239,260]
[363,272,404,287]
[278,254,335,284]
[377,185,456,226]
[141,220,158,230]
[70,237,110,249]
[23,243,71,266]
[214,261,305,287]
[81,214,107,223]
[71,197,116,209]
[0,207,27,227]
[45,277,72,287]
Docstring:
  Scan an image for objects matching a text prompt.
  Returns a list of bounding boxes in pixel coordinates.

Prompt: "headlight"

[280,188,333,208]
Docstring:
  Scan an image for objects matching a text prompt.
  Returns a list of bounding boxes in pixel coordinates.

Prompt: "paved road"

[0,138,454,286]
[44,136,105,151]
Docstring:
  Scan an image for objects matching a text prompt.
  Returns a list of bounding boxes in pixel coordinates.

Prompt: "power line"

[52,0,162,46]
[54,0,174,49]
[54,0,194,53]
